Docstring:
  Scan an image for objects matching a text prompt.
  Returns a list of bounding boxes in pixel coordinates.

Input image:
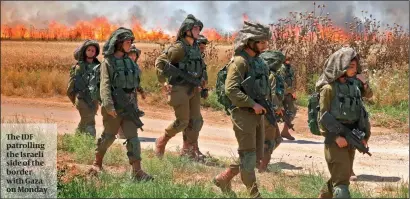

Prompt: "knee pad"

[85,125,96,137]
[239,151,257,172]
[189,117,204,132]
[126,137,141,163]
[333,185,351,198]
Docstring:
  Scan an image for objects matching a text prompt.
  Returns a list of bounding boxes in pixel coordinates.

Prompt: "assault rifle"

[112,88,144,131]
[276,109,295,131]
[319,111,371,156]
[241,76,277,126]
[73,73,95,109]
[163,62,206,97]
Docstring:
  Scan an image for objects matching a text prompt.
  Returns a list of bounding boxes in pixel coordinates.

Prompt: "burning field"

[1,2,409,127]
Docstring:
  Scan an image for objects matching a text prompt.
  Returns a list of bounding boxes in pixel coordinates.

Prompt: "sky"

[1,1,409,34]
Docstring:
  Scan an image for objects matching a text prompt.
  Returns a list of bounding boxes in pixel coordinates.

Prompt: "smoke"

[1,1,408,33]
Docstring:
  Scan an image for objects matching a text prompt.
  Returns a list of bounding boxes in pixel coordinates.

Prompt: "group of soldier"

[66,14,373,199]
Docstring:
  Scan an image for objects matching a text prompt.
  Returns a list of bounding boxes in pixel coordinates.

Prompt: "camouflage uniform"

[213,21,272,198]
[66,39,101,137]
[117,44,144,140]
[155,14,208,161]
[257,50,286,173]
[278,61,297,140]
[316,47,372,198]
[90,27,153,181]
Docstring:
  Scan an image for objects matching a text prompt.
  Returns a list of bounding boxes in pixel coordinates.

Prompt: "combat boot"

[280,125,295,140]
[317,192,333,199]
[192,142,206,162]
[155,134,173,158]
[180,140,195,158]
[241,170,262,198]
[89,152,104,175]
[257,154,271,173]
[131,160,154,182]
[213,165,240,195]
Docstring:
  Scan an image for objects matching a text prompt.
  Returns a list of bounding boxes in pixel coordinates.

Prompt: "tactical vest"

[170,40,205,83]
[283,64,294,87]
[330,80,363,122]
[111,57,141,90]
[242,51,270,98]
[273,71,285,99]
[75,61,99,86]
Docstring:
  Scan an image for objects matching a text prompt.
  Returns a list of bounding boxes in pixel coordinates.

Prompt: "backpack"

[307,92,321,135]
[215,59,234,115]
[88,64,102,103]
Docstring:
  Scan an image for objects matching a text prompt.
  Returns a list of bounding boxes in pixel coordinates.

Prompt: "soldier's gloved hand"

[253,103,266,115]
[107,109,117,118]
[335,136,348,148]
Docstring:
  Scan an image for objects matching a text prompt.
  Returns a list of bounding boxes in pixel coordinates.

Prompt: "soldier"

[316,47,372,198]
[257,50,286,173]
[89,27,153,181]
[197,34,208,57]
[154,14,207,161]
[117,44,145,140]
[278,55,297,140]
[66,39,101,137]
[213,21,271,198]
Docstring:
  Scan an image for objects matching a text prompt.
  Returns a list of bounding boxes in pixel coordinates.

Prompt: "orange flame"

[0,16,234,42]
[0,16,402,44]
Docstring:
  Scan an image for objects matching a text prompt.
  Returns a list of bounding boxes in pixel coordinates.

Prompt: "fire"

[0,16,233,43]
[0,15,402,44]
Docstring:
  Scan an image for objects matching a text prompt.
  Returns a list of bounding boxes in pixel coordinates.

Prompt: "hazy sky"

[2,1,409,34]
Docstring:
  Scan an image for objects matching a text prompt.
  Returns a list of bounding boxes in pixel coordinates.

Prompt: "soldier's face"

[85,46,96,58]
[122,39,132,53]
[128,52,138,63]
[191,25,201,39]
[346,59,358,77]
[199,43,206,53]
[256,40,268,53]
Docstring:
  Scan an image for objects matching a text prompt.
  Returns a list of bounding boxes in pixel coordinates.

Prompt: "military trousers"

[283,93,297,121]
[96,93,142,164]
[228,107,264,192]
[321,142,356,196]
[75,97,98,137]
[165,85,203,144]
[259,117,282,160]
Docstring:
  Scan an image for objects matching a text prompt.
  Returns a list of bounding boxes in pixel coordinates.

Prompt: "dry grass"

[1,5,408,128]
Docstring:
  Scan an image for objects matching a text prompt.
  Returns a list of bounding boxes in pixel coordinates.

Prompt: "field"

[1,39,408,130]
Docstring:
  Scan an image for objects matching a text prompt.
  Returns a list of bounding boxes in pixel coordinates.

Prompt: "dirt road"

[1,96,408,186]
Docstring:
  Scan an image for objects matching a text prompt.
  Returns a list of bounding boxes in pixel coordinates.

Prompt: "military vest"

[75,61,99,86]
[111,56,141,90]
[241,51,270,98]
[172,40,205,81]
[273,71,285,99]
[330,79,363,122]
